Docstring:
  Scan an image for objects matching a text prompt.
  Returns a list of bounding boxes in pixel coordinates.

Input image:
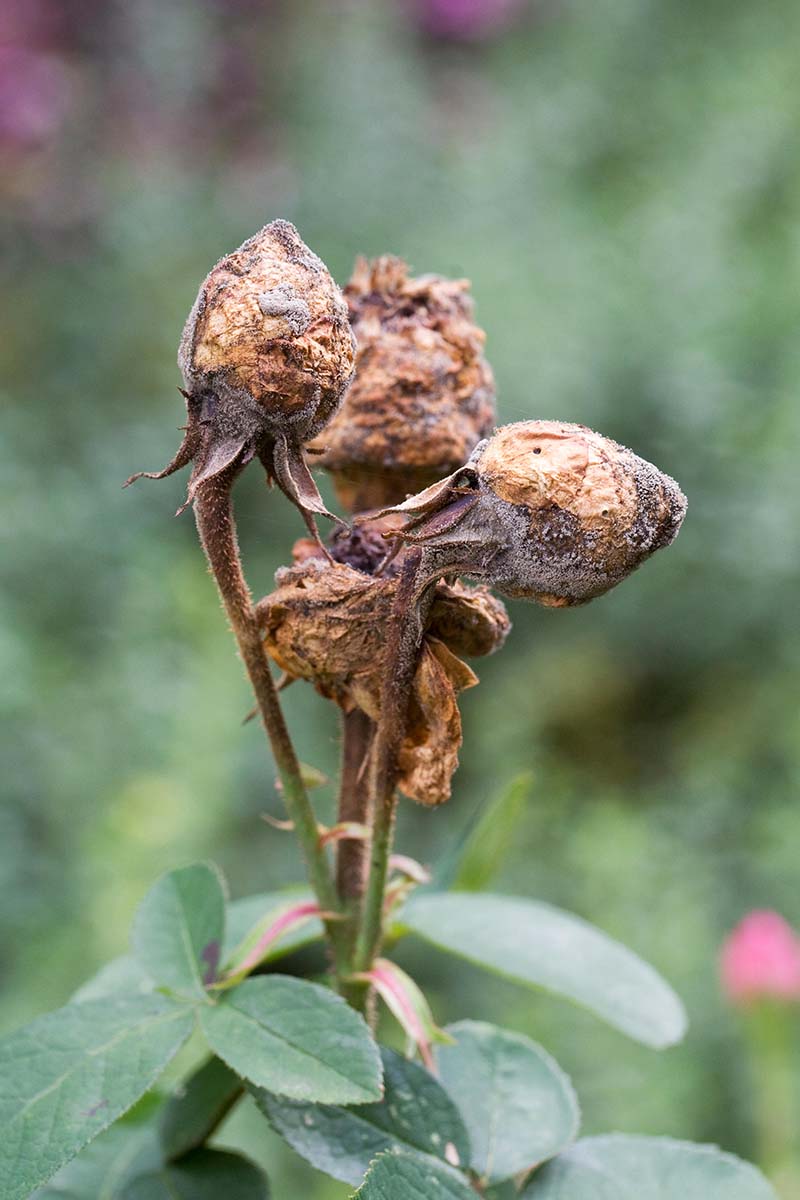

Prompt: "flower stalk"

[353,548,434,974]
[336,708,373,903]
[192,468,347,967]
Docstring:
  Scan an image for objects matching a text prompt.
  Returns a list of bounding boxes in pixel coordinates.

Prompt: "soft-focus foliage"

[2,0,799,1195]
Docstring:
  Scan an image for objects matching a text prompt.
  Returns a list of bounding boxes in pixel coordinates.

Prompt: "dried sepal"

[310,255,496,511]
[256,557,506,804]
[427,578,511,657]
[377,419,687,606]
[257,559,393,712]
[126,220,355,533]
[398,638,476,806]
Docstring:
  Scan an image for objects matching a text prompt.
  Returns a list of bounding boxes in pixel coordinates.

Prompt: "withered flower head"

[126,220,356,531]
[379,419,687,606]
[256,557,509,805]
[310,255,496,512]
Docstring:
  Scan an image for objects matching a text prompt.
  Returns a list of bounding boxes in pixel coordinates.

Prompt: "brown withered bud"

[378,419,687,607]
[289,513,407,575]
[255,558,508,805]
[126,220,356,533]
[309,255,496,512]
[427,578,511,657]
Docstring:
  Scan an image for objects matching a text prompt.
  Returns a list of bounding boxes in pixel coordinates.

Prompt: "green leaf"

[159,1056,243,1161]
[224,891,321,961]
[121,1148,270,1200]
[402,893,686,1049]
[253,1045,470,1186]
[31,1106,162,1199]
[200,976,382,1104]
[445,772,534,891]
[71,955,155,1003]
[353,1151,476,1199]
[522,1135,779,1199]
[0,996,194,1200]
[435,1021,579,1183]
[132,863,227,1000]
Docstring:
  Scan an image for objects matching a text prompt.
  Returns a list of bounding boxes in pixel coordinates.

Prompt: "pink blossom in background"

[0,46,71,147]
[406,0,528,41]
[720,910,800,1006]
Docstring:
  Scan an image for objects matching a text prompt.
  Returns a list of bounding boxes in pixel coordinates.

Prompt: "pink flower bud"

[720,911,800,1006]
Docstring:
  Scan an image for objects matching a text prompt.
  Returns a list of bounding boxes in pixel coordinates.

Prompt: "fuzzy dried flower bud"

[380,419,687,606]
[310,255,496,512]
[126,219,355,532]
[255,557,508,804]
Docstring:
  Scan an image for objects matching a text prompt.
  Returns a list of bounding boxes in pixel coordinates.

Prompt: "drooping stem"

[193,469,345,962]
[336,709,373,901]
[353,548,433,973]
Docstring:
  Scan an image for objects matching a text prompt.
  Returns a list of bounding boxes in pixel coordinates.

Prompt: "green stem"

[336,709,373,903]
[193,471,345,967]
[336,708,374,1009]
[747,1002,799,1177]
[353,549,432,974]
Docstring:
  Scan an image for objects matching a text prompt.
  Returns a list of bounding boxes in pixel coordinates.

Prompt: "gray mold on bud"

[380,420,687,607]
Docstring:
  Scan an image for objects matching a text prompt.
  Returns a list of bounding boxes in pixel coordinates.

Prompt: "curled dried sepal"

[219,900,326,989]
[310,255,496,511]
[354,958,453,1070]
[377,420,687,606]
[384,855,432,915]
[255,558,508,804]
[427,578,511,657]
[125,220,355,534]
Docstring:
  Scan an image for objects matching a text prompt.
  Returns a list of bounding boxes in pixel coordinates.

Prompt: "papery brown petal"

[259,560,395,710]
[396,639,475,806]
[258,559,482,804]
[428,580,511,658]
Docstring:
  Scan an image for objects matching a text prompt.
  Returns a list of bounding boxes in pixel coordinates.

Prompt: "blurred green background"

[2,0,800,1194]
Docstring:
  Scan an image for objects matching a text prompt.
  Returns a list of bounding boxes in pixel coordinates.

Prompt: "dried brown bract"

[126,220,355,531]
[256,557,508,804]
[379,419,687,606]
[310,255,496,512]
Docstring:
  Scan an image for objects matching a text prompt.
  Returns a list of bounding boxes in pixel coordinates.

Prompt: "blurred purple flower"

[407,0,527,41]
[0,46,71,148]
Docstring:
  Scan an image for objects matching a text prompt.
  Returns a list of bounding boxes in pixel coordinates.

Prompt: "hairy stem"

[336,709,373,901]
[193,470,345,965]
[335,709,374,1010]
[353,548,432,974]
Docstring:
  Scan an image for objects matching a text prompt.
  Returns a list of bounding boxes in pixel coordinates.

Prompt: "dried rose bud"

[379,419,687,606]
[310,255,496,512]
[126,220,356,531]
[255,557,508,804]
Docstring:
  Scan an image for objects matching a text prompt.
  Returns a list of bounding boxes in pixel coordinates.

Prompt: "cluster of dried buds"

[256,524,510,805]
[129,220,686,808]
